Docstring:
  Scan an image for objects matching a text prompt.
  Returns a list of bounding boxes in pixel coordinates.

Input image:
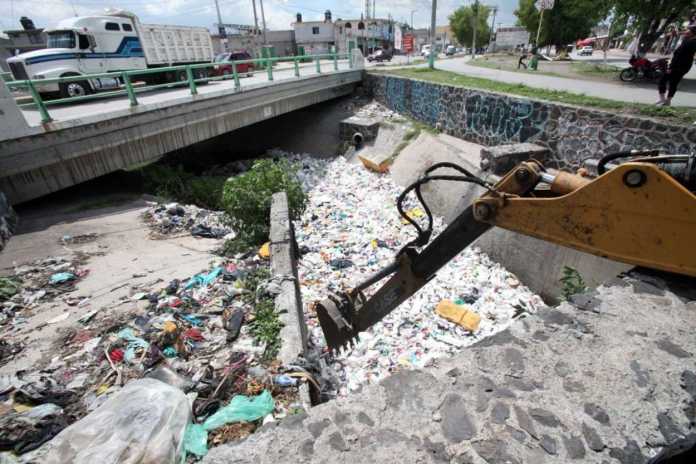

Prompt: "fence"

[5,53,353,123]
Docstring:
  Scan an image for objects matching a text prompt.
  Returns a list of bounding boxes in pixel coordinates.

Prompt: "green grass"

[469,57,566,79]
[373,68,696,125]
[571,62,618,76]
[240,266,282,361]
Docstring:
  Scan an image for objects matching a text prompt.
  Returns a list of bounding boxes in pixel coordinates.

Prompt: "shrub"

[221,158,306,245]
[140,164,226,210]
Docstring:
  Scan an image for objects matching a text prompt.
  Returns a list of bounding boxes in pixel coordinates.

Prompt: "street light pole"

[472,0,479,58]
[429,0,436,69]
[489,5,497,53]
[259,0,268,45]
[251,0,260,56]
[214,0,227,51]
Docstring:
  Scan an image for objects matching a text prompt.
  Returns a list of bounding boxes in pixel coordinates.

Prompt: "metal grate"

[9,62,28,80]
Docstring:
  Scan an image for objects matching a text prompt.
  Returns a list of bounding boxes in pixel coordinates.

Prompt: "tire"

[59,79,92,99]
[619,68,637,82]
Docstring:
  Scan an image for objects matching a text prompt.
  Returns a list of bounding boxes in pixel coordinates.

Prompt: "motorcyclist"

[656,23,696,106]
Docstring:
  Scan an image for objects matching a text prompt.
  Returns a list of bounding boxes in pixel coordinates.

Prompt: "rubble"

[143,202,233,240]
[292,155,545,397]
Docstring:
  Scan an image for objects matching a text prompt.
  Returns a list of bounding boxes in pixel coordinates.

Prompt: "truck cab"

[7,15,145,97]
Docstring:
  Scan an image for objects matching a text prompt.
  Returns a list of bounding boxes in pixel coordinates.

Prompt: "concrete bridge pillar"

[0,80,31,142]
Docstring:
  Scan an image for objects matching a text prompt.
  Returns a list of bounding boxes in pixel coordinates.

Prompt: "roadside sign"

[403,34,414,53]
[535,0,554,10]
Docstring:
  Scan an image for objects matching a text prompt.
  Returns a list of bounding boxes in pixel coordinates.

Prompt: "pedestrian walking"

[656,24,696,106]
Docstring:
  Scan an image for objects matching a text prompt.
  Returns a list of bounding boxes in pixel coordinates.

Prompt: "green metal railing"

[1,72,13,82]
[5,52,353,123]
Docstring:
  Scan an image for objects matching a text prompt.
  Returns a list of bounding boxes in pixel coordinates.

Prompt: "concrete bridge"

[0,60,362,204]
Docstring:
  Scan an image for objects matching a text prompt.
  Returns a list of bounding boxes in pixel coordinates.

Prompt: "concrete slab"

[203,275,696,464]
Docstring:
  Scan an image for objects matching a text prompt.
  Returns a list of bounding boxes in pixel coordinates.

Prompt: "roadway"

[437,55,696,107]
[369,51,696,108]
[17,58,351,127]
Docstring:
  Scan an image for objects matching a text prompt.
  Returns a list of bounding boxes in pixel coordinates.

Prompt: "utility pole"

[259,0,267,45]
[472,0,479,58]
[429,0,436,68]
[535,9,544,46]
[411,10,416,30]
[214,0,227,51]
[251,0,260,56]
[489,5,497,53]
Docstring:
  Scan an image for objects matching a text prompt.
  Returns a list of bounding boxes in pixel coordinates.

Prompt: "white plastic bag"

[43,379,191,464]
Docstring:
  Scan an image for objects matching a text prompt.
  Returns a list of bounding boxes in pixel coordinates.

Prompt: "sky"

[1,0,520,33]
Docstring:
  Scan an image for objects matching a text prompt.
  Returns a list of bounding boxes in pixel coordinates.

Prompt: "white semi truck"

[6,9,214,97]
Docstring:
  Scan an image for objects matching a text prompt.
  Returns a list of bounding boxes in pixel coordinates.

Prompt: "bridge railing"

[5,53,353,124]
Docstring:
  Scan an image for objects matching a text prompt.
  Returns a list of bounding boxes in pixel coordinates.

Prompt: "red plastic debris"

[109,348,124,363]
[182,328,205,342]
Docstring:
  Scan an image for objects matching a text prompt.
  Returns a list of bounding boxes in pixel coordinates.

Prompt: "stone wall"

[366,73,696,167]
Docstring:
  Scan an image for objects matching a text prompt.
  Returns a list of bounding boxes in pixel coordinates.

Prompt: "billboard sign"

[394,25,402,50]
[403,34,414,53]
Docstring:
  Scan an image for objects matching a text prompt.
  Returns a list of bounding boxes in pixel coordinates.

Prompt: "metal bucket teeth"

[314,293,357,352]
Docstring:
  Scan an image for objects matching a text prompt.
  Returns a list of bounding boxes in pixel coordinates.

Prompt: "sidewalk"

[434,56,696,107]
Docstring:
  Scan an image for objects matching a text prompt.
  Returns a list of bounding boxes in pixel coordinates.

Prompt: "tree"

[610,0,696,54]
[515,0,611,49]
[449,2,492,48]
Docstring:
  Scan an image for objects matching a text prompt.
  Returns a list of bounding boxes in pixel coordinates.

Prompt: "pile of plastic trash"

[143,202,233,239]
[1,255,91,363]
[293,155,545,397]
[0,254,304,461]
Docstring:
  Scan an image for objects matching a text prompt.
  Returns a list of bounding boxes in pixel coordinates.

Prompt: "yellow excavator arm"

[315,154,696,351]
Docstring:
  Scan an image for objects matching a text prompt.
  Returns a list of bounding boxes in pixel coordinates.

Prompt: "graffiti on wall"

[369,74,696,167]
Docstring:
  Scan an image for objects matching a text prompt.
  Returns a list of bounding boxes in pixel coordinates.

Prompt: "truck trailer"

[6,9,214,97]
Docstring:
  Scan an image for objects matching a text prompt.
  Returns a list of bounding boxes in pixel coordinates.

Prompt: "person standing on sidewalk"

[656,24,696,106]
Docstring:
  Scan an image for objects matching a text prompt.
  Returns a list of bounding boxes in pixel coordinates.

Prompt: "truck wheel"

[59,80,92,99]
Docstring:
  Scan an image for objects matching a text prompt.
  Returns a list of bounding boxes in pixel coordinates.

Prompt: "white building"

[492,26,530,51]
[334,18,392,54]
[293,10,393,57]
[293,12,335,55]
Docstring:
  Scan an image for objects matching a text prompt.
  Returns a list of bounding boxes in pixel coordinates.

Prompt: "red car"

[212,51,255,77]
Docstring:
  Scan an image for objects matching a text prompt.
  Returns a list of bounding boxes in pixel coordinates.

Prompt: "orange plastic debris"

[435,300,481,332]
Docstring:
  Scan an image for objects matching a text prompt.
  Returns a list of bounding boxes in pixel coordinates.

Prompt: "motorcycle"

[619,55,668,82]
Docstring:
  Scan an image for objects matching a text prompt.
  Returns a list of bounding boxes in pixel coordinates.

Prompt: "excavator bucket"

[314,293,359,352]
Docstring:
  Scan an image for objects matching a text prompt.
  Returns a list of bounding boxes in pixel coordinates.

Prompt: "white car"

[578,46,594,56]
[421,45,432,57]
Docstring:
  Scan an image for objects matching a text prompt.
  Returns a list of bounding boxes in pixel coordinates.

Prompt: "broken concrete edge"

[0,192,17,253]
[269,191,312,409]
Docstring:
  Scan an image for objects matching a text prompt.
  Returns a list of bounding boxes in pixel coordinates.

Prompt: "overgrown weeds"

[560,266,587,300]
[221,158,306,247]
[140,164,226,210]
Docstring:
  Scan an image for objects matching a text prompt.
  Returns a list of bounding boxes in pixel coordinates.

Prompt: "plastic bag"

[49,273,75,284]
[183,390,274,458]
[117,328,150,363]
[42,379,191,464]
[185,267,222,289]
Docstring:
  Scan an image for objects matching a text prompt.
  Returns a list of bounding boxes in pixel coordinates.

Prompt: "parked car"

[211,51,254,77]
[578,46,594,56]
[445,45,456,56]
[367,49,393,62]
[421,44,432,57]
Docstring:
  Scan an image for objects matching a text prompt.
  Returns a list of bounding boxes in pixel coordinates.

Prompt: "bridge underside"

[0,71,362,204]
